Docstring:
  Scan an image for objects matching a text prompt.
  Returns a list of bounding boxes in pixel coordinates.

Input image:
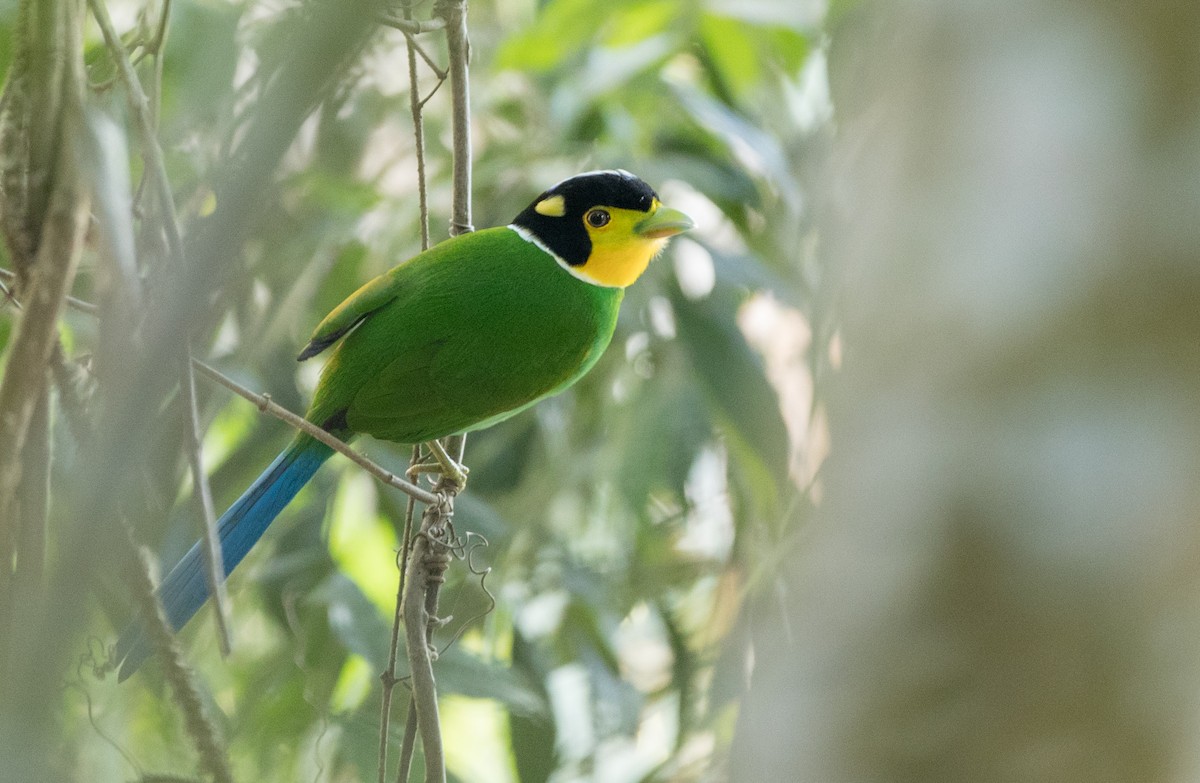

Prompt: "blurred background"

[1,0,1198,781]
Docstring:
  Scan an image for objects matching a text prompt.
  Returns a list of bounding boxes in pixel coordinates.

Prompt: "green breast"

[307,227,623,443]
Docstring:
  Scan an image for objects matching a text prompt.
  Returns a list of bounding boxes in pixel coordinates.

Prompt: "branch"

[191,360,440,506]
[392,5,473,780]
[183,348,233,657]
[380,447,422,783]
[87,0,183,265]
[0,275,442,510]
[13,380,49,591]
[92,0,239,665]
[439,0,472,236]
[405,24,432,251]
[0,266,96,314]
[123,523,234,783]
[402,500,454,783]
[377,14,446,35]
[0,95,89,608]
[379,9,436,778]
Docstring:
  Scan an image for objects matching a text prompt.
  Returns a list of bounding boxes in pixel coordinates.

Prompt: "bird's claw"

[420,438,469,491]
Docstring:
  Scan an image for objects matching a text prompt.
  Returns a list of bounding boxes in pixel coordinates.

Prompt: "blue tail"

[116,434,334,680]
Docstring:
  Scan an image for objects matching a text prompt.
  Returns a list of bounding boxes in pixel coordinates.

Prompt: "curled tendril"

[65,679,144,777]
[437,532,496,656]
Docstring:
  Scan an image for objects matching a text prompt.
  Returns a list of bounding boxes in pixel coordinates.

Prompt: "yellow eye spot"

[534,195,566,217]
[585,208,611,228]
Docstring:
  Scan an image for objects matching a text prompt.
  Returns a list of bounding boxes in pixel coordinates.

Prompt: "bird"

[114,170,693,679]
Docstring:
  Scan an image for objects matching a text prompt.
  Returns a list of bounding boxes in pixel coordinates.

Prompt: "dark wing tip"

[297,338,332,362]
[298,312,377,361]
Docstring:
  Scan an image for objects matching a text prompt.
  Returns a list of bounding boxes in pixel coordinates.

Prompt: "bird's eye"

[585,209,611,228]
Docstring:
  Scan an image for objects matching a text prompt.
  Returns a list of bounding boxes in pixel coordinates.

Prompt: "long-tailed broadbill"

[114,170,693,679]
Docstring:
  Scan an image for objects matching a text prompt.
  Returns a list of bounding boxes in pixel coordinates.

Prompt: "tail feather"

[116,434,334,680]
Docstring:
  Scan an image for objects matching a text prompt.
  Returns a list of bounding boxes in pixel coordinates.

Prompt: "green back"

[306,227,624,443]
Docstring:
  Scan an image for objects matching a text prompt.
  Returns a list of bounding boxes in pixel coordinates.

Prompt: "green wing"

[297,265,405,361]
[302,228,624,444]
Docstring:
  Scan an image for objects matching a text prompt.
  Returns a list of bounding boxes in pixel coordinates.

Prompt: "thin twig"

[191,359,440,506]
[440,0,472,236]
[415,78,446,111]
[87,0,183,266]
[382,6,437,776]
[404,33,446,79]
[122,522,234,783]
[182,346,232,657]
[377,14,445,35]
[133,0,170,213]
[0,271,441,507]
[395,447,424,783]
[397,698,419,783]
[406,26,432,250]
[145,0,172,57]
[379,446,423,783]
[403,500,453,783]
[0,266,96,314]
[393,4,473,780]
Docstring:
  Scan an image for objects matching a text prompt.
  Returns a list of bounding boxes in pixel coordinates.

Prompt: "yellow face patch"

[574,200,669,288]
[534,195,566,217]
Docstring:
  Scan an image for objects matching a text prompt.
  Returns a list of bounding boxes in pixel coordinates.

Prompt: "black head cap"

[512,170,659,266]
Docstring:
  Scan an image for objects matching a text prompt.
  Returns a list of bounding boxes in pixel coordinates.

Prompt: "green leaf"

[509,629,558,783]
[701,14,763,99]
[311,572,392,669]
[671,284,790,494]
[617,364,711,503]
[603,0,680,47]
[494,0,599,72]
[436,648,549,718]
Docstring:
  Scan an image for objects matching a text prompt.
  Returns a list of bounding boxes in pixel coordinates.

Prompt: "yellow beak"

[634,205,694,239]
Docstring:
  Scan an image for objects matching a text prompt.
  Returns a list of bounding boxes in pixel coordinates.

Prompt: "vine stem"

[378,0,438,776]
[403,498,454,783]
[393,2,473,781]
[0,100,89,653]
[379,448,421,783]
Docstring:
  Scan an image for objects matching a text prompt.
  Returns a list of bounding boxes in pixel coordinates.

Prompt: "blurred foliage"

[0,0,816,780]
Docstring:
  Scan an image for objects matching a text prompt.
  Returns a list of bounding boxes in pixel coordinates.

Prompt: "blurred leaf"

[617,368,710,503]
[509,628,557,783]
[671,285,789,493]
[311,572,392,669]
[495,0,600,72]
[437,647,548,718]
[603,1,679,47]
[671,84,800,207]
[461,414,538,495]
[700,14,763,99]
[313,240,370,319]
[160,0,241,139]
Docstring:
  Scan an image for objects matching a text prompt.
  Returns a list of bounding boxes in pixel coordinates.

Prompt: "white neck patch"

[507,224,619,289]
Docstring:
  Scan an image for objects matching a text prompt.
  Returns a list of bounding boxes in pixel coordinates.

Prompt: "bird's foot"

[407,439,469,491]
